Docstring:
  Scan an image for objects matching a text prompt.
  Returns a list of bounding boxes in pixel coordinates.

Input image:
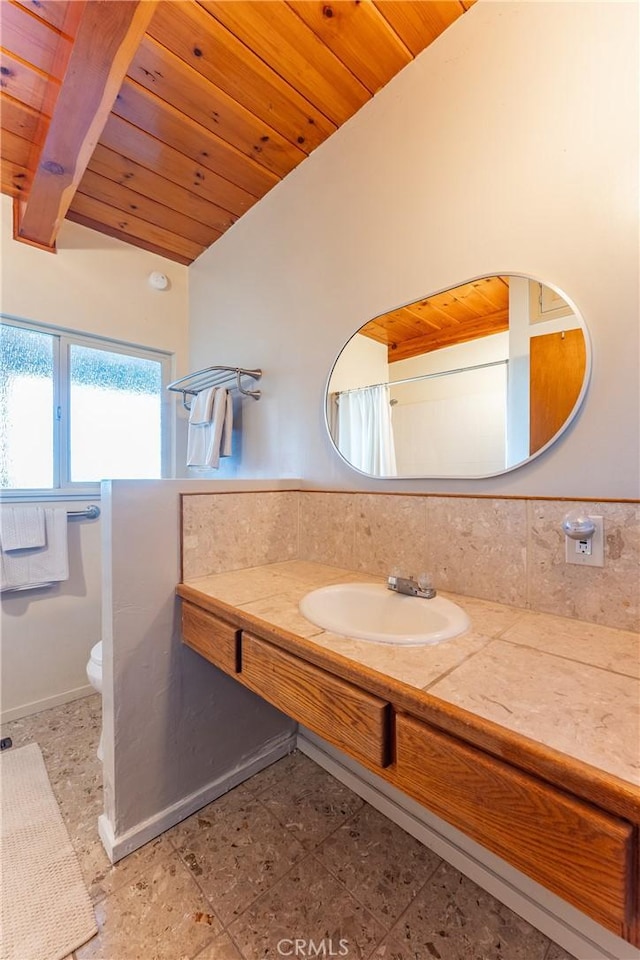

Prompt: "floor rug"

[0,742,97,960]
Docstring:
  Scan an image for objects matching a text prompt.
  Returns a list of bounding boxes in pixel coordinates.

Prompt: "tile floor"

[2,695,578,960]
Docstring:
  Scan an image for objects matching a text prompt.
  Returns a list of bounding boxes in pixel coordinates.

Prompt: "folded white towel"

[221,391,233,458]
[0,508,69,592]
[187,388,233,469]
[187,390,214,467]
[205,387,228,469]
[188,387,216,425]
[0,506,46,551]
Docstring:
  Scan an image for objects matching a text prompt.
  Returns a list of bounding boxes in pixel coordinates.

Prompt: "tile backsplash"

[182,490,639,632]
[182,491,298,580]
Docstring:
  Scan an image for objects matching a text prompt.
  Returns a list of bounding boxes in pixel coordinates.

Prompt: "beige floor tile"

[316,804,442,930]
[384,861,550,960]
[228,855,386,960]
[370,937,426,960]
[41,735,104,825]
[0,694,101,750]
[75,854,221,960]
[241,749,303,797]
[75,828,176,905]
[170,788,306,925]
[191,931,246,960]
[257,752,364,849]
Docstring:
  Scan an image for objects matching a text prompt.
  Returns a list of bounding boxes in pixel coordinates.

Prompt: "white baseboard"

[98,731,297,863]
[297,731,640,960]
[1,683,95,724]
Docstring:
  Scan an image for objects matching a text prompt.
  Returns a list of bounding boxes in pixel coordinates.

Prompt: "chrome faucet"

[387,573,436,599]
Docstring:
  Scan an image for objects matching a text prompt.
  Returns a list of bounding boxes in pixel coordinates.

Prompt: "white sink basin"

[299,583,470,646]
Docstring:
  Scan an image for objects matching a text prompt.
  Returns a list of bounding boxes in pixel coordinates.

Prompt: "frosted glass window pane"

[69,344,162,482]
[0,324,54,488]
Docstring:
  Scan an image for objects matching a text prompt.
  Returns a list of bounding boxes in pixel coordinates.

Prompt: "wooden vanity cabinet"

[180,603,390,768]
[179,592,638,944]
[182,601,240,675]
[389,713,635,938]
[241,633,390,769]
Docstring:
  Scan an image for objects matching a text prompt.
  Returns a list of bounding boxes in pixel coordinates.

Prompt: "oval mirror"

[326,275,591,478]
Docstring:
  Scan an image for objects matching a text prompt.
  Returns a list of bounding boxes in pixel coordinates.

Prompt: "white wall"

[100,479,297,857]
[329,333,389,394]
[0,196,190,720]
[188,0,639,499]
[0,195,189,364]
[0,502,102,720]
[389,335,507,475]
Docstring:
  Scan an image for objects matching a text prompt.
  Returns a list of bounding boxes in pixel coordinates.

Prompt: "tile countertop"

[181,560,640,789]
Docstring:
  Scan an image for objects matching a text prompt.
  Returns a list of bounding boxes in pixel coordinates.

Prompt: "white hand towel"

[0,508,69,592]
[0,506,46,551]
[188,387,216,425]
[204,387,229,469]
[187,387,216,467]
[220,391,233,458]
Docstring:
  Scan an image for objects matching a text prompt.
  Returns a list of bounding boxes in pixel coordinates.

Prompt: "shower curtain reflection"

[334,384,397,475]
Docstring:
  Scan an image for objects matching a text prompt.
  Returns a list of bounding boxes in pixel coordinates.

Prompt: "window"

[1,318,171,493]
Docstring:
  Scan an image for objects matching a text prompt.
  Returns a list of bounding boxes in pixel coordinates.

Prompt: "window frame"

[1,314,173,500]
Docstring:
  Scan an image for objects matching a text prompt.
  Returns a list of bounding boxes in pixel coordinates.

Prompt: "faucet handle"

[417,572,433,592]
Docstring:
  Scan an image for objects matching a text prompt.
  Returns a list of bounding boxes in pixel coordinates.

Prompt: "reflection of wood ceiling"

[360,275,511,361]
[1,0,475,265]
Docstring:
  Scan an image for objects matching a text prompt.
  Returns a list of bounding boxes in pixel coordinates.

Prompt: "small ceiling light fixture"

[148,271,169,291]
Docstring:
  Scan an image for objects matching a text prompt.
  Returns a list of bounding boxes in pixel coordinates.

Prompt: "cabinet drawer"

[392,713,634,936]
[242,634,390,768]
[182,602,240,675]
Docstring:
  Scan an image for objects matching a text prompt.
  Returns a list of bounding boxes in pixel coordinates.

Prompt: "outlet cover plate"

[565,516,604,567]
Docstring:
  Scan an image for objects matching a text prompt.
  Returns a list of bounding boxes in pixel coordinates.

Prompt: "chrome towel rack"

[167,366,262,409]
[68,505,100,520]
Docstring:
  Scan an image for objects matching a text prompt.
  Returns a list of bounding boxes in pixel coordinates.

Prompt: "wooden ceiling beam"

[387,311,510,362]
[1,157,32,199]
[13,0,158,252]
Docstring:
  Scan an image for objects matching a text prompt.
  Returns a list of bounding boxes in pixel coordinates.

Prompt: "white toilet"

[86,641,103,761]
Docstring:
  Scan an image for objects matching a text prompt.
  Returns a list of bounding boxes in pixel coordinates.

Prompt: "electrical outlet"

[565,516,604,567]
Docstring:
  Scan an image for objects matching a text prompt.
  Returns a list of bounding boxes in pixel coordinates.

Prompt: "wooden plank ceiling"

[360,275,510,361]
[1,0,475,265]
